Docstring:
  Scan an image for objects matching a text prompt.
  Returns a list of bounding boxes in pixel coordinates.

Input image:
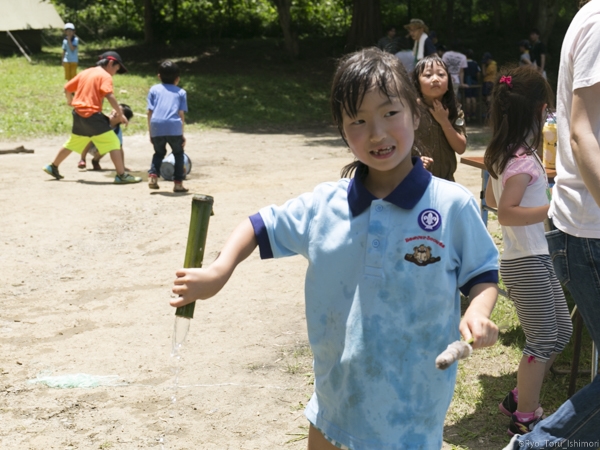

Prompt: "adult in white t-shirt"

[504,1,600,448]
[441,48,468,97]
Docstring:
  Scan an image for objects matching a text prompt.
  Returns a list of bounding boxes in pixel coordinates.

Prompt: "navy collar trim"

[347,157,432,217]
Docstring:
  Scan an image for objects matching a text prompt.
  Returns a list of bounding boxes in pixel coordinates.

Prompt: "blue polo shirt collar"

[348,157,432,217]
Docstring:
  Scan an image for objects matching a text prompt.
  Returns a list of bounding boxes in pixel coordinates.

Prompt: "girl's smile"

[342,88,419,193]
[370,145,395,158]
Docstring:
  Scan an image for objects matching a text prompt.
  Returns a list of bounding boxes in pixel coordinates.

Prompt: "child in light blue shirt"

[147,60,188,192]
[170,48,500,450]
[62,23,79,81]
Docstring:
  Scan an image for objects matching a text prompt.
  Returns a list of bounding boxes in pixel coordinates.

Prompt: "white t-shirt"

[442,51,468,87]
[395,50,415,74]
[490,149,550,260]
[549,2,600,238]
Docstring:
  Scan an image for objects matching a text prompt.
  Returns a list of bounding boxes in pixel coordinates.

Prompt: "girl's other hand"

[429,99,450,124]
[421,156,434,169]
[459,312,499,349]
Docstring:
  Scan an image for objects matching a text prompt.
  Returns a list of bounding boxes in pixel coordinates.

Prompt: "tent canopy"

[0,0,64,32]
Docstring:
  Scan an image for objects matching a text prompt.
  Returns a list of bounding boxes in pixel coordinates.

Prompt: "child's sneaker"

[508,407,543,436]
[114,172,142,184]
[148,175,159,190]
[77,160,86,170]
[43,163,64,180]
[499,390,518,417]
[173,182,189,193]
[91,159,102,171]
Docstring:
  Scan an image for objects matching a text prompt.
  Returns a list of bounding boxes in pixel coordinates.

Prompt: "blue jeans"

[511,227,600,449]
[149,135,185,182]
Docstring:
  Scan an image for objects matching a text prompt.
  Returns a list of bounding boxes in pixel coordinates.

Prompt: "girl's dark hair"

[159,60,180,84]
[484,65,554,179]
[331,47,420,179]
[411,54,459,124]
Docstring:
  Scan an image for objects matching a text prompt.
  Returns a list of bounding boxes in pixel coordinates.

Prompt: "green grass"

[444,224,597,449]
[0,37,333,141]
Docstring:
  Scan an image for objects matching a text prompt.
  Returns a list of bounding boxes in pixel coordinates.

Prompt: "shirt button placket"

[365,202,387,277]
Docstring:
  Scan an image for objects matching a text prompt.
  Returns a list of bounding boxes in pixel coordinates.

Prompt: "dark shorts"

[464,87,479,98]
[71,111,112,137]
[482,82,494,97]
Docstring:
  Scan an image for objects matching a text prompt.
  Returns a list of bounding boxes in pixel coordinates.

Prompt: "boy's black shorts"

[71,111,112,137]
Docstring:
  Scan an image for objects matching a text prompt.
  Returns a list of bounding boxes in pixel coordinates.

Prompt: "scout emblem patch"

[418,209,441,231]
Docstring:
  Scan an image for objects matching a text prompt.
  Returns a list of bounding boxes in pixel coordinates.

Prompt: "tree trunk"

[144,0,154,44]
[271,0,299,58]
[430,0,441,31]
[346,0,382,51]
[445,0,455,42]
[517,0,529,29]
[535,0,558,43]
[171,0,179,38]
[491,0,502,32]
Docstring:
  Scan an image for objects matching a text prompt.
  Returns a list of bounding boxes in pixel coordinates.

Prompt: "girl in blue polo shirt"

[171,48,500,450]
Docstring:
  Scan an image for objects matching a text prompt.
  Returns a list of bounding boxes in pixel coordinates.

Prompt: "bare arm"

[171,218,258,306]
[459,283,498,349]
[64,89,74,106]
[108,111,121,128]
[105,93,127,125]
[67,36,76,52]
[497,173,549,226]
[179,110,186,147]
[539,54,546,73]
[571,84,600,206]
[429,100,467,155]
[147,110,153,143]
[484,177,497,208]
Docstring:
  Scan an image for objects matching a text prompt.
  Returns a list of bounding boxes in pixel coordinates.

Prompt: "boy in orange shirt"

[43,51,141,184]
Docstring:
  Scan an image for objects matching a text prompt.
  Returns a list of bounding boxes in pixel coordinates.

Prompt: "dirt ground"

[0,127,487,449]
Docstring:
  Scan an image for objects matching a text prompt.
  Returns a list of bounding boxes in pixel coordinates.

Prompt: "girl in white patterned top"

[484,66,572,437]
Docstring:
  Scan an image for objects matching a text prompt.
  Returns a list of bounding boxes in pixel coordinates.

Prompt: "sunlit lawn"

[0,37,332,140]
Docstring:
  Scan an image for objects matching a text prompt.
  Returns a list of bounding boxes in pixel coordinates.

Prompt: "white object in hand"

[435,340,473,370]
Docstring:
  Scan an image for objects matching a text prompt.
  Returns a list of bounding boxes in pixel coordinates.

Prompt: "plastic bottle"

[543,115,557,169]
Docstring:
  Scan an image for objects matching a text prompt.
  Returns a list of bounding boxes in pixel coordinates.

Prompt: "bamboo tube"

[175,194,214,319]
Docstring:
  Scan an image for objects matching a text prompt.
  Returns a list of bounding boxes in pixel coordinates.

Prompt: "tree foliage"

[51,0,579,65]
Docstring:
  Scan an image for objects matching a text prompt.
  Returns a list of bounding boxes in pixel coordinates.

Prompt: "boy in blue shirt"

[147,60,188,193]
[62,23,79,81]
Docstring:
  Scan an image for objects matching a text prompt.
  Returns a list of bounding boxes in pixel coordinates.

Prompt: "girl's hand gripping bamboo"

[175,195,214,319]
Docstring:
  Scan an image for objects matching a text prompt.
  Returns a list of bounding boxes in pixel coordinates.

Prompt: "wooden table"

[460,156,556,226]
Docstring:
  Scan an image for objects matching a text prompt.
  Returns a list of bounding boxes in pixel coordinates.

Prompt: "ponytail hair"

[484,65,553,178]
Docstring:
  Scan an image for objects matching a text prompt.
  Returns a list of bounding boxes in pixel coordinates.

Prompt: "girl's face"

[342,88,418,180]
[418,62,449,102]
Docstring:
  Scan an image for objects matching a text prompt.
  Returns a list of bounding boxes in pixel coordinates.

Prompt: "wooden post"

[6,31,32,63]
[175,194,214,319]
